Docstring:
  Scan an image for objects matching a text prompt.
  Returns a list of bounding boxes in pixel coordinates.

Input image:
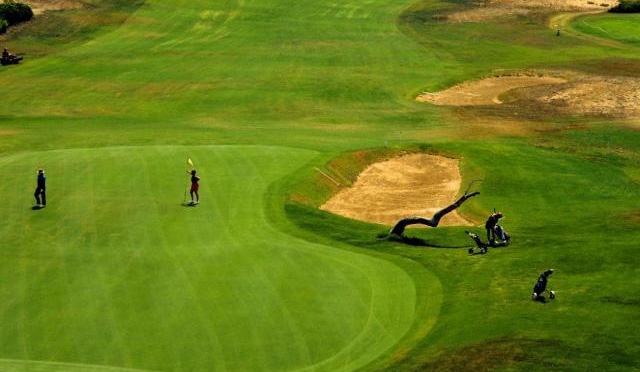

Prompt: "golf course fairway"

[0,0,639,369]
[0,145,436,372]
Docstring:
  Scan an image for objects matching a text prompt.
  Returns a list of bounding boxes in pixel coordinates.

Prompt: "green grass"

[286,135,640,371]
[0,145,433,372]
[573,13,640,46]
[0,0,639,371]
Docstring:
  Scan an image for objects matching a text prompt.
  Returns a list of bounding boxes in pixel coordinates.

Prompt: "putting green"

[0,145,435,372]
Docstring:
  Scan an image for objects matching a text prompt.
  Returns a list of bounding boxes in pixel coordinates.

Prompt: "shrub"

[0,18,7,33]
[0,0,33,26]
[609,0,640,12]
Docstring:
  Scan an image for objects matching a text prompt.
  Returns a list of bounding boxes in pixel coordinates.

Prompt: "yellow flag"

[187,158,194,168]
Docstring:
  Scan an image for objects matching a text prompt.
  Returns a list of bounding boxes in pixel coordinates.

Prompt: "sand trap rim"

[416,70,569,106]
[288,146,483,227]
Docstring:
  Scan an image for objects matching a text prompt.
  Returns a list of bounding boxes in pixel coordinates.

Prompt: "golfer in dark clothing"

[34,169,46,207]
[187,169,200,204]
[485,212,503,243]
[532,269,554,301]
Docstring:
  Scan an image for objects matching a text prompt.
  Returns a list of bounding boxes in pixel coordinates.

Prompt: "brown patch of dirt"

[532,76,640,118]
[23,0,85,15]
[621,210,640,225]
[446,0,616,23]
[419,71,640,118]
[320,153,473,227]
[389,338,570,372]
[417,75,567,106]
[0,130,20,136]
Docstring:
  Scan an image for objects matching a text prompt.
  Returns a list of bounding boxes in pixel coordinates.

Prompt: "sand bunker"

[23,0,84,15]
[320,154,473,227]
[446,0,617,23]
[417,75,567,106]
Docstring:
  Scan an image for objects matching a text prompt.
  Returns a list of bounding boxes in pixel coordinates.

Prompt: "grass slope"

[573,13,640,46]
[287,133,640,371]
[0,145,427,372]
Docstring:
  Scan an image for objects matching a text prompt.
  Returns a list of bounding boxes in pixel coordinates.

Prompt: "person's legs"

[190,190,194,202]
[41,189,46,205]
[34,187,41,205]
[195,191,199,202]
[490,227,498,243]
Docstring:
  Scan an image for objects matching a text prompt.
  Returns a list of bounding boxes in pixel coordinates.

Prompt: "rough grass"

[383,338,573,372]
[0,0,144,57]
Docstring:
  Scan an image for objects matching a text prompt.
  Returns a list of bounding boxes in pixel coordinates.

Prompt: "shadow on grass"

[378,233,469,248]
[31,205,45,210]
[181,202,199,207]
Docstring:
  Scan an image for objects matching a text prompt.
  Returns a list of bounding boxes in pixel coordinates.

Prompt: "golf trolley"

[466,224,511,254]
[532,269,555,302]
[1,54,22,66]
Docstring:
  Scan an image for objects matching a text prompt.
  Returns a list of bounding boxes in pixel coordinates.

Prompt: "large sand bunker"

[320,154,473,227]
[446,0,617,23]
[417,75,567,106]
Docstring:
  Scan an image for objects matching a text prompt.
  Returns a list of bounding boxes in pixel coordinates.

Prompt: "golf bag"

[532,269,555,301]
[491,224,510,246]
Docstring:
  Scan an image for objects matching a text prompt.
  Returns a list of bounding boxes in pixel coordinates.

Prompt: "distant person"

[484,212,503,243]
[187,169,200,204]
[532,269,555,301]
[2,48,8,60]
[34,169,46,207]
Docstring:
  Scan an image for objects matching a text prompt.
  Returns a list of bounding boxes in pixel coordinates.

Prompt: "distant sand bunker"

[445,0,617,23]
[417,75,567,106]
[23,0,84,14]
[321,154,473,227]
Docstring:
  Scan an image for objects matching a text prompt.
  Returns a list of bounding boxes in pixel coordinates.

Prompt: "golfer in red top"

[187,169,200,205]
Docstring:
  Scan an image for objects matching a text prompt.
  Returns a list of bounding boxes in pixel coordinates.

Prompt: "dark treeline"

[0,1,33,33]
[609,0,640,12]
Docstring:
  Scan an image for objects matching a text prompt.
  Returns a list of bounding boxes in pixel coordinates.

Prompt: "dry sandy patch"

[23,0,84,15]
[534,76,640,117]
[417,75,567,106]
[320,153,474,227]
[446,0,616,23]
[417,71,640,118]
